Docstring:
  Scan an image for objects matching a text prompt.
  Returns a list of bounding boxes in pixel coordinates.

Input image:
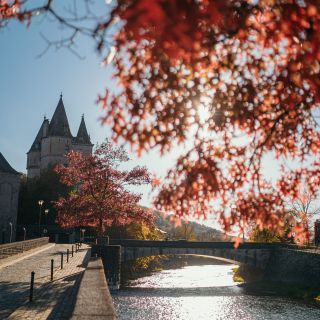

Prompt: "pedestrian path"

[0,243,90,319]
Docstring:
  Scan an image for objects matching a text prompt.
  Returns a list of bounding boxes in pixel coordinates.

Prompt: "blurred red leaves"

[97,0,320,243]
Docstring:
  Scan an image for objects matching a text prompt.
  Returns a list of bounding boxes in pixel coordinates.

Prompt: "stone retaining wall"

[265,248,320,287]
[0,237,49,260]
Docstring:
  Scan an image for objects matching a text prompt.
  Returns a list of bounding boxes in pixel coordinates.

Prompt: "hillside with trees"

[153,210,228,241]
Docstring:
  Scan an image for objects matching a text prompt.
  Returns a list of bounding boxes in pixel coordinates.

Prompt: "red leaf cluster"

[0,0,32,25]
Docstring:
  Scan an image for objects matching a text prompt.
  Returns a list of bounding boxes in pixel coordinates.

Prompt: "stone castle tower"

[27,95,93,178]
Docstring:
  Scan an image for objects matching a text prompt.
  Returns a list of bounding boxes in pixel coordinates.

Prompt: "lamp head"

[38,200,44,206]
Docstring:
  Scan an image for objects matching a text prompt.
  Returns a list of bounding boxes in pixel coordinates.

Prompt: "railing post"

[50,259,54,281]
[29,271,35,302]
[61,252,63,269]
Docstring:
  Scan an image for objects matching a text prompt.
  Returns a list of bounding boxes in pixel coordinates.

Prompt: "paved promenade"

[0,243,90,319]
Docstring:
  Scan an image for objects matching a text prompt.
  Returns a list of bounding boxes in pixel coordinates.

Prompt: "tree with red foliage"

[54,141,153,236]
[2,0,320,243]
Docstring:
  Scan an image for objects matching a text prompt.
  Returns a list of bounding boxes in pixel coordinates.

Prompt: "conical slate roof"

[76,115,92,144]
[48,96,72,137]
[28,118,48,153]
[0,152,20,175]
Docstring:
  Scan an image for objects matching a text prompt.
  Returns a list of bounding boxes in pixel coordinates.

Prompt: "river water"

[112,262,320,320]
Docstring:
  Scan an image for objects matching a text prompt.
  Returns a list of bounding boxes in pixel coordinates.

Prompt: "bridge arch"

[120,246,270,269]
[108,240,280,270]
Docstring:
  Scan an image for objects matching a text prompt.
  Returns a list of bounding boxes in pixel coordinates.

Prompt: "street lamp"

[9,222,12,243]
[23,227,26,241]
[38,200,44,236]
[44,209,49,226]
[80,228,86,243]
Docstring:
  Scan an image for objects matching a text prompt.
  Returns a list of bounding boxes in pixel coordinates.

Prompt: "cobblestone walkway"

[0,243,90,319]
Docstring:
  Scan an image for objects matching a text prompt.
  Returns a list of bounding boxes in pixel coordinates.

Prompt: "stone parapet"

[0,237,49,260]
[71,257,117,320]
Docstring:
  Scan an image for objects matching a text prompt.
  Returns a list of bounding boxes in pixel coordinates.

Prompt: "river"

[112,261,320,320]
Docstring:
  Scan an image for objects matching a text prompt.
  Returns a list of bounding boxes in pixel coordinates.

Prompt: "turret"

[73,114,93,156]
[41,95,73,170]
[27,117,49,178]
[47,94,72,138]
[76,115,92,144]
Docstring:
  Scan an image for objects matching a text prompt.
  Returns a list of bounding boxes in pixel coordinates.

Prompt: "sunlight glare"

[197,103,211,124]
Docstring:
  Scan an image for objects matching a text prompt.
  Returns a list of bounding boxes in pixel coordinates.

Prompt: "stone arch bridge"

[109,240,278,269]
[94,240,320,289]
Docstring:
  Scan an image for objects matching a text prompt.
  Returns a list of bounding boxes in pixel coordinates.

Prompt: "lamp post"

[38,200,44,236]
[44,209,49,227]
[23,227,26,241]
[80,228,85,243]
[44,209,49,238]
[9,222,12,243]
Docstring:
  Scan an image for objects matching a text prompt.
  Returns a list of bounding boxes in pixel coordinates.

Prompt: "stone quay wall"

[265,248,320,287]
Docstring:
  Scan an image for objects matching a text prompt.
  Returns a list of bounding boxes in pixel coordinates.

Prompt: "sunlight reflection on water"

[113,264,320,320]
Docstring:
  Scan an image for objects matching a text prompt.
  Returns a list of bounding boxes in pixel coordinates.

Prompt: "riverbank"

[233,265,320,304]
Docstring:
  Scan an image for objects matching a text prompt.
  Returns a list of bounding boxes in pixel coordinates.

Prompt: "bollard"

[75,243,78,252]
[50,259,54,281]
[61,252,63,269]
[71,245,74,257]
[29,271,35,302]
[67,249,69,263]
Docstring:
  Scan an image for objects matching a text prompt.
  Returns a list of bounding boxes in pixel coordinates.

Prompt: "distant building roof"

[75,115,92,145]
[0,152,20,175]
[48,95,73,138]
[28,118,49,153]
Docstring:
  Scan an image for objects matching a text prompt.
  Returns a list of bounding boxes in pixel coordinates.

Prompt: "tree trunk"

[96,217,109,245]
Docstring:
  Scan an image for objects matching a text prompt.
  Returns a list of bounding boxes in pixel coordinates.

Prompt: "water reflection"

[113,263,320,320]
[129,265,237,288]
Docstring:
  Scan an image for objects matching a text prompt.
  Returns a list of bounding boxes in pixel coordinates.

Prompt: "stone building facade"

[0,153,21,242]
[27,95,93,178]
